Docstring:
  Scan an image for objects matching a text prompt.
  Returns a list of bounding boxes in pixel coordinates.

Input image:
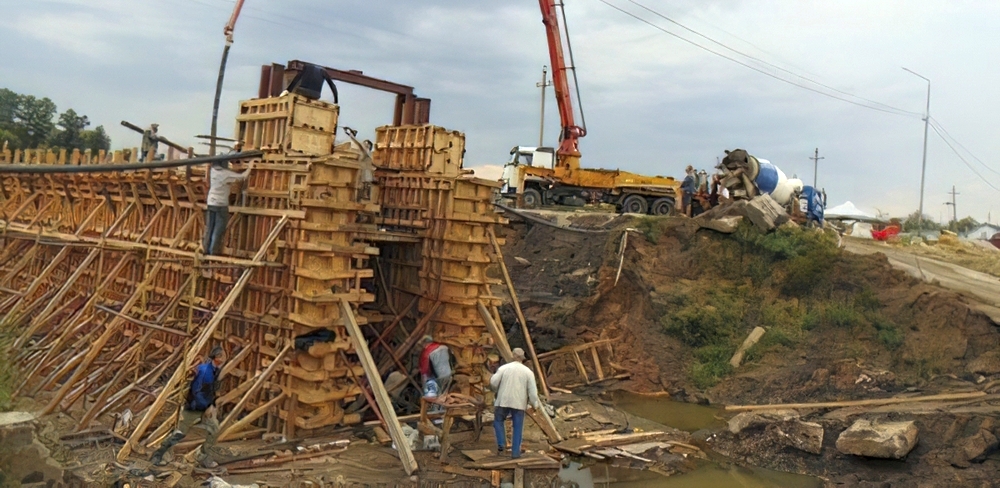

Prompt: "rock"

[728,409,800,434]
[835,419,918,459]
[699,215,743,234]
[966,351,1000,375]
[953,428,998,465]
[744,194,789,232]
[774,420,824,455]
[0,411,35,450]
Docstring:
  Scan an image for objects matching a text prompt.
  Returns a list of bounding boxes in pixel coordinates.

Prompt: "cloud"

[2,0,1000,222]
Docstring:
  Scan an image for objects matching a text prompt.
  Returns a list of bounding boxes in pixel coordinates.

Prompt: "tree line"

[0,88,111,153]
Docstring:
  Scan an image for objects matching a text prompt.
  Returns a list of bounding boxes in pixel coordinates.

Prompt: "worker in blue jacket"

[150,346,226,468]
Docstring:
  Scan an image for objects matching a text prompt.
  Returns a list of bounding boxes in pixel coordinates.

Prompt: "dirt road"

[844,238,1000,322]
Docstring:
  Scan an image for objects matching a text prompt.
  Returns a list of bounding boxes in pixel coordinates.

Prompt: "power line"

[928,123,1000,193]
[595,0,922,118]
[624,0,923,117]
[928,117,1000,178]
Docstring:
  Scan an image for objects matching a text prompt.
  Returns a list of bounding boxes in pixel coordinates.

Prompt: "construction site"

[4,2,1000,488]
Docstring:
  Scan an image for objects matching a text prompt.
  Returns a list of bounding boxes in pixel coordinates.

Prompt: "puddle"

[598,464,822,488]
[610,392,724,432]
[596,392,822,488]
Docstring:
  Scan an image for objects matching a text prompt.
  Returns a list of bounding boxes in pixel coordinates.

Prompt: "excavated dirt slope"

[499,212,1000,486]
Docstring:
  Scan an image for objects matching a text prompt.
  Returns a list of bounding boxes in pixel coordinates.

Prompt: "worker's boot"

[149,432,184,466]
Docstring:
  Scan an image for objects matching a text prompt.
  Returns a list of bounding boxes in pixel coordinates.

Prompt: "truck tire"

[651,197,675,216]
[622,194,648,214]
[522,188,542,209]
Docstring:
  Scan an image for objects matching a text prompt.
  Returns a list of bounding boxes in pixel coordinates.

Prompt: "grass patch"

[690,344,735,389]
[0,333,15,412]
[635,216,670,244]
[661,288,744,348]
[824,302,866,328]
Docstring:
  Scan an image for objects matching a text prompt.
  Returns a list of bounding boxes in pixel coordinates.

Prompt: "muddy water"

[611,392,723,432]
[605,392,822,488]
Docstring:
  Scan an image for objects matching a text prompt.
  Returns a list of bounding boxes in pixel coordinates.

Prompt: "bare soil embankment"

[500,212,1000,486]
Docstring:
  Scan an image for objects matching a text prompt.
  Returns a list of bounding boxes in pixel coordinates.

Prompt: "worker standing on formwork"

[203,145,254,255]
[490,348,541,458]
[418,335,453,398]
[150,346,226,468]
[140,124,159,162]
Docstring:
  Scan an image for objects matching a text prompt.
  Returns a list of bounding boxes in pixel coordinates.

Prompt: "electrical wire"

[595,0,922,118]
[928,123,1000,193]
[928,117,1000,178]
[624,0,923,117]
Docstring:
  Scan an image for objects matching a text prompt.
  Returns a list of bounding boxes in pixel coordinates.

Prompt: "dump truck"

[499,1,682,215]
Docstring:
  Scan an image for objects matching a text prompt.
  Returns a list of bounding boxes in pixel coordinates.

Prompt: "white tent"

[825,201,880,222]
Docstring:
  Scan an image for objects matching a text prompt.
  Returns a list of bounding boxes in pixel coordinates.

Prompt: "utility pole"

[945,185,959,227]
[809,148,824,189]
[903,67,931,230]
[536,65,551,147]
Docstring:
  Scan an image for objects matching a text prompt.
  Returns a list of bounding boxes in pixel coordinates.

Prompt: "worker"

[680,165,697,216]
[150,346,226,468]
[418,335,453,397]
[140,124,159,162]
[203,150,254,255]
[490,348,540,458]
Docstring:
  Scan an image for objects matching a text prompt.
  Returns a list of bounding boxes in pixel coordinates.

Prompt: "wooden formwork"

[373,125,465,177]
[0,94,515,472]
[236,94,339,156]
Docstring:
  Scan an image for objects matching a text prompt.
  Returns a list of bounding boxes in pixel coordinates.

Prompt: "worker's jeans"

[493,406,525,458]
[203,205,229,255]
[152,408,218,464]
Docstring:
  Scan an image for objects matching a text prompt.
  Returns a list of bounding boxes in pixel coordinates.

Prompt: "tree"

[0,88,17,129]
[901,211,941,232]
[0,128,21,150]
[48,108,90,149]
[80,126,111,152]
[954,216,979,235]
[13,95,57,148]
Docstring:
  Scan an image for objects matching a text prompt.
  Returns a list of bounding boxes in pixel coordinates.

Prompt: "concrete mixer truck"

[719,149,826,226]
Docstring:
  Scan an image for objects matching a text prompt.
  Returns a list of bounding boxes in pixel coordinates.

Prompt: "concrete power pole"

[945,185,959,227]
[903,67,931,230]
[536,65,552,147]
[809,148,824,189]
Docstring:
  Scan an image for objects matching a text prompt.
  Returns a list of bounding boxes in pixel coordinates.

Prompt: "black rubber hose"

[0,150,263,174]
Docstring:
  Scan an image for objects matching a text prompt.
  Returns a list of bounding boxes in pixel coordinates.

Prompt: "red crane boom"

[538,0,586,170]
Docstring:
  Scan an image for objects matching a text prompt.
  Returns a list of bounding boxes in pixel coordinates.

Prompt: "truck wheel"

[651,198,675,216]
[622,195,648,214]
[522,188,542,209]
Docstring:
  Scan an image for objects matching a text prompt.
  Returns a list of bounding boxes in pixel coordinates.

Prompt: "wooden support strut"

[487,227,550,398]
[116,215,288,462]
[215,343,292,438]
[340,298,419,475]
[477,301,562,443]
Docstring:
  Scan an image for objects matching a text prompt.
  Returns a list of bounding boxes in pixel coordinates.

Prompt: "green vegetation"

[635,216,671,244]
[658,222,909,390]
[0,87,111,152]
[0,332,15,412]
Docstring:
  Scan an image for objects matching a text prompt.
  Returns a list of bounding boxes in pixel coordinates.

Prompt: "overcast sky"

[2,0,999,223]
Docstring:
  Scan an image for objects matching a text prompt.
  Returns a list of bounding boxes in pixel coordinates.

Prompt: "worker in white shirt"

[489,348,540,458]
[203,148,254,255]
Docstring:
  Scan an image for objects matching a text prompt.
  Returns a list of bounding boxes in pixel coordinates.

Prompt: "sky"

[2,0,999,223]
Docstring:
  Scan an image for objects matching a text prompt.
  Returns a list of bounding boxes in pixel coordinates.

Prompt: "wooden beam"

[378,301,441,376]
[116,215,287,462]
[487,228,550,398]
[216,392,287,442]
[725,391,988,412]
[216,343,292,436]
[340,298,418,475]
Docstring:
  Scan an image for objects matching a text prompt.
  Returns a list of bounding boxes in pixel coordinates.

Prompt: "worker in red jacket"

[418,335,452,397]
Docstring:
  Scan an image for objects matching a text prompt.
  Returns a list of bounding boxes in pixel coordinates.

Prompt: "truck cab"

[500,146,555,194]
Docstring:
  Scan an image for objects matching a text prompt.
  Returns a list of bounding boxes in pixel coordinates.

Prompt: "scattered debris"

[835,419,918,459]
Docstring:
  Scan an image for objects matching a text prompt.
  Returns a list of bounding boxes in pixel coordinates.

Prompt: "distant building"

[963,223,1000,240]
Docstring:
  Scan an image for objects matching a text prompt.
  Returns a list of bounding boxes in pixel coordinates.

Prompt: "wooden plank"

[340,298,418,475]
[116,216,288,462]
[217,343,292,436]
[514,468,524,488]
[590,346,605,381]
[488,228,550,398]
[217,392,287,442]
[478,301,562,443]
[724,391,988,412]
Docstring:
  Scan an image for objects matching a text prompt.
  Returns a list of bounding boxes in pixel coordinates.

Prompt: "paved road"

[844,238,1000,322]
